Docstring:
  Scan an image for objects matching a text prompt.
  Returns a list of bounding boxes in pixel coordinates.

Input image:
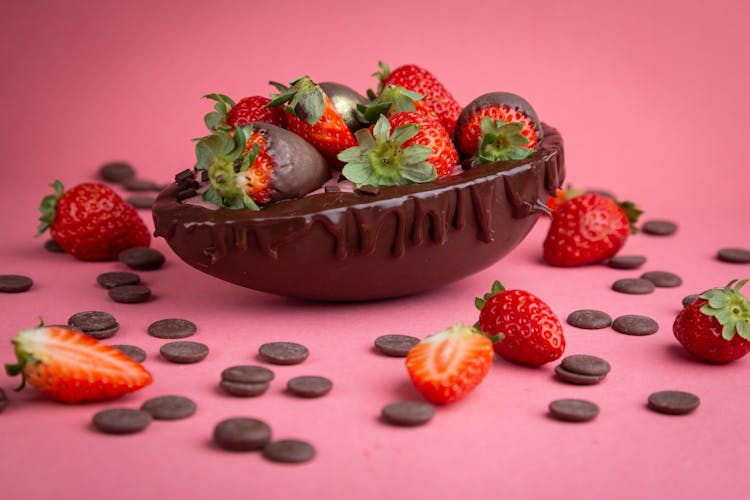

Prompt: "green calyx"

[202,93,236,133]
[194,126,260,210]
[474,117,534,164]
[699,279,750,341]
[619,201,643,234]
[36,180,64,236]
[474,280,506,310]
[4,332,41,392]
[357,84,425,125]
[337,115,436,187]
[268,76,325,126]
[371,60,392,96]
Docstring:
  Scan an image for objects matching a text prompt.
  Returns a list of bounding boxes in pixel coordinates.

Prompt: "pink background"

[1,0,749,499]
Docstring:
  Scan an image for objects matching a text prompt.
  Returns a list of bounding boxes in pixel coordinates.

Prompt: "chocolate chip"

[177,188,198,201]
[554,365,605,385]
[68,311,117,332]
[548,399,600,422]
[286,376,333,398]
[44,239,65,253]
[647,390,700,415]
[607,255,646,270]
[98,161,136,183]
[108,285,152,304]
[200,170,209,183]
[381,401,435,426]
[640,271,682,288]
[147,318,196,339]
[262,439,316,463]
[122,178,161,192]
[324,185,341,193]
[682,294,700,307]
[612,278,655,295]
[175,169,195,184]
[160,341,209,364]
[0,387,8,413]
[560,354,611,376]
[259,342,309,365]
[717,247,750,264]
[357,184,380,196]
[0,275,33,293]
[612,315,659,336]
[96,271,141,289]
[220,380,270,397]
[126,195,155,209]
[642,219,678,236]
[221,365,275,384]
[140,395,196,420]
[82,323,120,340]
[92,408,151,434]
[213,418,271,451]
[566,310,612,330]
[111,344,147,363]
[374,334,420,357]
[118,247,165,271]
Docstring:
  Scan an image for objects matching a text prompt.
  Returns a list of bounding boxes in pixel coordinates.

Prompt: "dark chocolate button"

[554,365,605,385]
[44,239,65,253]
[717,247,750,264]
[642,219,678,236]
[682,294,700,307]
[177,188,197,201]
[647,390,700,415]
[612,278,655,295]
[259,342,309,365]
[286,376,332,398]
[0,275,33,293]
[220,380,269,397]
[549,399,600,422]
[381,401,435,426]
[612,315,659,336]
[92,408,151,434]
[262,439,316,463]
[98,161,136,183]
[147,318,196,339]
[160,341,209,364]
[96,271,141,289]
[221,365,275,384]
[83,323,120,340]
[140,395,196,420]
[111,344,147,363]
[126,195,156,209]
[118,247,165,271]
[560,354,611,376]
[213,417,271,451]
[68,311,117,332]
[374,334,420,357]
[108,285,152,304]
[122,178,161,192]
[607,255,646,270]
[0,387,8,413]
[640,271,682,288]
[566,310,612,330]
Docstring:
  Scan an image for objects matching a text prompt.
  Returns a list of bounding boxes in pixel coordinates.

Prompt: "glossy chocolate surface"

[153,124,564,301]
[319,82,368,133]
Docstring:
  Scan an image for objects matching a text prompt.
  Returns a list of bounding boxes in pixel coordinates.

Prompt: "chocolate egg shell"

[319,81,368,133]
[153,124,564,301]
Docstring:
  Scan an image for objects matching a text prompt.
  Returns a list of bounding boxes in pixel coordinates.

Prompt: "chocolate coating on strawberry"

[318,82,368,134]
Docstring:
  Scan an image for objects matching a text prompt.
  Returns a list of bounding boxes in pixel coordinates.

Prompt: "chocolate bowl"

[153,124,564,301]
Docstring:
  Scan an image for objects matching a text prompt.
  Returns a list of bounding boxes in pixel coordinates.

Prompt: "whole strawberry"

[203,93,286,131]
[543,191,642,266]
[673,279,750,363]
[5,325,153,403]
[476,281,565,366]
[37,180,151,261]
[373,61,461,136]
[337,112,458,187]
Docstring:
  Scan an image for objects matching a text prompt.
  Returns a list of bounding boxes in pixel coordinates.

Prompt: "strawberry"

[4,326,153,403]
[203,94,286,132]
[543,192,642,266]
[37,181,151,261]
[337,112,458,187]
[673,279,750,363]
[267,76,358,158]
[373,61,461,136]
[476,281,565,366]
[454,92,541,163]
[195,123,328,208]
[405,323,495,404]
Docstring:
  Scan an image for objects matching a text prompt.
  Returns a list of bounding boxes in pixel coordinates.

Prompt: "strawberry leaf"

[699,279,750,341]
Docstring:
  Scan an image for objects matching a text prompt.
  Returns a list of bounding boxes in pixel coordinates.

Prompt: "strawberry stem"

[699,279,750,340]
[36,180,64,236]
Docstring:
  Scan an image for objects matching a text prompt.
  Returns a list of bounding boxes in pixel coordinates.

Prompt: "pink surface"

[1,0,749,499]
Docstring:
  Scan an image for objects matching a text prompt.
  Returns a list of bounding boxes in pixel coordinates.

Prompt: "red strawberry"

[673,279,750,363]
[267,76,357,158]
[337,112,458,186]
[374,61,461,136]
[4,326,153,403]
[543,192,642,266]
[195,123,329,208]
[405,323,495,404]
[455,92,541,163]
[476,281,565,366]
[203,94,287,131]
[37,181,151,261]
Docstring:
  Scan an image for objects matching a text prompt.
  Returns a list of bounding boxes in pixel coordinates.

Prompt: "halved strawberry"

[4,326,153,403]
[405,323,495,404]
[203,94,286,132]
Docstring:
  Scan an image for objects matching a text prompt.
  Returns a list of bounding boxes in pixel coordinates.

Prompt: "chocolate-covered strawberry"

[195,123,329,209]
[203,94,286,131]
[318,81,368,133]
[455,92,542,163]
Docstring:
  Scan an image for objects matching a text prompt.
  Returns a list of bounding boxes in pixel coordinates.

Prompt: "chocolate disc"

[560,354,611,376]
[642,219,678,236]
[43,239,65,253]
[220,380,269,398]
[717,247,750,264]
[213,418,271,451]
[221,365,275,384]
[554,365,605,385]
[140,395,197,420]
[259,342,309,365]
[612,278,655,295]
[640,271,682,288]
[682,294,700,307]
[374,334,420,357]
[647,390,700,415]
[82,323,120,340]
[126,195,156,209]
[98,161,136,182]
[607,255,646,270]
[68,310,117,332]
[381,401,435,426]
[612,315,659,336]
[160,341,209,364]
[262,439,316,463]
[147,318,197,339]
[286,376,333,398]
[566,310,612,330]
[108,285,152,304]
[96,272,141,289]
[549,399,600,422]
[111,344,147,363]
[0,275,33,293]
[92,408,151,434]
[118,247,165,271]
